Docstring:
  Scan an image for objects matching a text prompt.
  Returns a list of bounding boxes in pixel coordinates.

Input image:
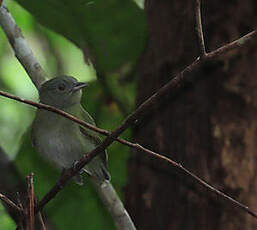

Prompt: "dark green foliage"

[15,0,146,72]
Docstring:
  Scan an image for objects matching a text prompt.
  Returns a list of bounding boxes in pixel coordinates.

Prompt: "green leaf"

[15,0,146,72]
[0,204,16,230]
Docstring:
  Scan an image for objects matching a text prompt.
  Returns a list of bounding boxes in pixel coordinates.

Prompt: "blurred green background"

[0,0,146,229]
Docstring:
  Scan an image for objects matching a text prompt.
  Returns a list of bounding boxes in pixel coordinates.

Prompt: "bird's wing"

[30,114,39,148]
[78,105,108,166]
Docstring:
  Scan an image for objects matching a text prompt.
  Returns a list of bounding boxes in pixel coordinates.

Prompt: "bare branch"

[0,5,48,88]
[195,0,206,57]
[206,30,257,59]
[26,173,35,230]
[1,90,256,218]
[0,193,22,213]
[38,211,47,230]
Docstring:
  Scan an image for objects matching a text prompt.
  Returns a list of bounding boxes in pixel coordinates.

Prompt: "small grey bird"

[31,76,136,229]
[31,76,110,184]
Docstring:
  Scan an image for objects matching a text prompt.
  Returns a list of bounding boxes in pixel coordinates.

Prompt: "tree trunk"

[125,1,257,229]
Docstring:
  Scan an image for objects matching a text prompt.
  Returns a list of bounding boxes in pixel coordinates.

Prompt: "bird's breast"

[33,117,84,168]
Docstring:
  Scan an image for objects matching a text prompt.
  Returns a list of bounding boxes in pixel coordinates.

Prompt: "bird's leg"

[72,161,84,186]
[56,168,66,189]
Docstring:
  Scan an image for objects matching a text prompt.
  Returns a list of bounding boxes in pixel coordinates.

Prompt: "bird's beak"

[72,82,88,91]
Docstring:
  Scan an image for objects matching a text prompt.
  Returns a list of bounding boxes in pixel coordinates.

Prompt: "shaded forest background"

[0,0,256,229]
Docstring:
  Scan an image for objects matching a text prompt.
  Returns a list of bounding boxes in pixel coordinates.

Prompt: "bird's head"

[39,76,88,108]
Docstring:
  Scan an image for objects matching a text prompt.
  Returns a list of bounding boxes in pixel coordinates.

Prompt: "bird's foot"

[72,161,84,185]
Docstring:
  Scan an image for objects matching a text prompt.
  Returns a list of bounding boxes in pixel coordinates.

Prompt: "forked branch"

[0,89,256,219]
[195,0,206,56]
[0,193,22,213]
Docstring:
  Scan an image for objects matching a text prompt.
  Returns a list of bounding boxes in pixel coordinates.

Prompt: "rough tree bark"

[125,1,257,229]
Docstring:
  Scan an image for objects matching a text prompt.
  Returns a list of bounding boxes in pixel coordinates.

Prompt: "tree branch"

[195,0,206,57]
[0,90,256,219]
[0,146,56,229]
[37,211,47,230]
[206,30,257,59]
[26,173,35,230]
[0,193,22,214]
[0,5,48,88]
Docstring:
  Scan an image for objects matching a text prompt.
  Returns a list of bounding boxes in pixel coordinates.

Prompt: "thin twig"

[0,193,22,213]
[0,89,133,145]
[26,173,35,230]
[206,30,257,59]
[0,5,48,88]
[195,0,206,57]
[38,211,47,230]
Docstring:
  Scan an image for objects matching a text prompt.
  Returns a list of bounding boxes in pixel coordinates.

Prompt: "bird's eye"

[57,83,66,91]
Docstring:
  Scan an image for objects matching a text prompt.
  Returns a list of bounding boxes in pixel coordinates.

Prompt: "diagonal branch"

[35,29,257,216]
[195,0,206,57]
[0,193,22,213]
[38,211,47,230]
[0,90,256,218]
[206,30,257,58]
[0,5,48,88]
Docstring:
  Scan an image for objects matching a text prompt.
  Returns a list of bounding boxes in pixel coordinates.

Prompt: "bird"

[31,76,110,185]
[31,76,136,229]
